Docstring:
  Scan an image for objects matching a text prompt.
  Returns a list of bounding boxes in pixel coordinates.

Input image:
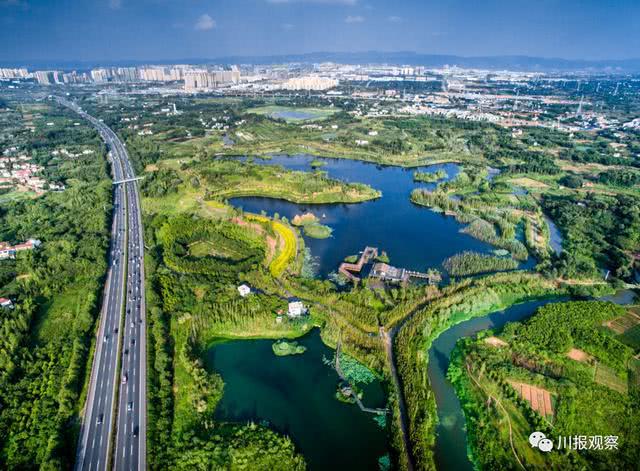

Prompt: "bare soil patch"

[567,348,593,363]
[484,336,508,347]
[508,380,554,418]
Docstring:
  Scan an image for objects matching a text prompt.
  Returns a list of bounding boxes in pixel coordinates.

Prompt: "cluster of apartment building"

[280,75,338,91]
[184,68,241,91]
[91,66,191,83]
[0,68,29,79]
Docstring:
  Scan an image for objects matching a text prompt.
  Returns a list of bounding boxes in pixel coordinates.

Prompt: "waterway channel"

[216,154,551,469]
[230,154,535,277]
[428,298,564,470]
[204,329,388,470]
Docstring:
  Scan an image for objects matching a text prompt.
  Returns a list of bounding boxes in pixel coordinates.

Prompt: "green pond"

[204,329,389,470]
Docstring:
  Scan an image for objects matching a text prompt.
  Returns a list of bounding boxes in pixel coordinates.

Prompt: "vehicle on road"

[97,414,104,425]
[122,373,128,384]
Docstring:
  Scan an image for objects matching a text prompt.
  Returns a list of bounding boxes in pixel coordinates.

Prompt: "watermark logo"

[529,431,553,452]
[529,431,619,453]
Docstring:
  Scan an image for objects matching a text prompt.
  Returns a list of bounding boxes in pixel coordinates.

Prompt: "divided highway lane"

[58,98,146,471]
[114,143,147,471]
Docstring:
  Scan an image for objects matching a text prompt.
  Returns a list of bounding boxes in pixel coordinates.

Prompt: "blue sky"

[1,0,639,63]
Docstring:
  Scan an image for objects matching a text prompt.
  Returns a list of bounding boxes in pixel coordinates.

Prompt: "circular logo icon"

[538,438,553,453]
[529,431,546,448]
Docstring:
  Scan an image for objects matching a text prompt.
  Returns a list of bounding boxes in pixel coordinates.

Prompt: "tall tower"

[576,95,584,117]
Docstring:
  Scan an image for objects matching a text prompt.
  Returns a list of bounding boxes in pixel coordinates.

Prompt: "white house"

[0,297,13,309]
[287,300,307,318]
[237,284,251,297]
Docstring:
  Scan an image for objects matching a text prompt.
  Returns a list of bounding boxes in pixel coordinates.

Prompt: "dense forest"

[543,193,640,279]
[0,103,111,468]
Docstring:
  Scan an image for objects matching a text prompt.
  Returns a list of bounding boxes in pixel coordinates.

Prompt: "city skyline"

[2,0,640,63]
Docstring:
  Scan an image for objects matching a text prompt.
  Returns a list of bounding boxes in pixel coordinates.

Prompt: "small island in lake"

[291,212,333,239]
[272,340,307,356]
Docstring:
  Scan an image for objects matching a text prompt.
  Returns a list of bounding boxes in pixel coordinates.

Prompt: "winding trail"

[381,326,415,471]
[465,363,526,471]
[334,338,388,415]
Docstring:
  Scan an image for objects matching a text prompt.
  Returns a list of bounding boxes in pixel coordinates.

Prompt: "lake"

[270,110,322,121]
[205,329,389,470]
[231,154,534,278]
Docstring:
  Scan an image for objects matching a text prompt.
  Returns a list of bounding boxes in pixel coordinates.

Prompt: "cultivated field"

[605,308,640,349]
[508,380,554,419]
[594,363,628,395]
[605,309,640,334]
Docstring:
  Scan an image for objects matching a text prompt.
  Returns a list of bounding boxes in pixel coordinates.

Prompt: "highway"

[58,98,147,471]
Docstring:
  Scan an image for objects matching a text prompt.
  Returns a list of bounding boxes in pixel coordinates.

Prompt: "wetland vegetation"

[21,90,636,471]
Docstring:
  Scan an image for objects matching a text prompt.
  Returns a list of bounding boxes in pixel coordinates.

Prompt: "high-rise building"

[0,68,29,79]
[280,75,338,91]
[34,71,56,85]
[184,68,241,91]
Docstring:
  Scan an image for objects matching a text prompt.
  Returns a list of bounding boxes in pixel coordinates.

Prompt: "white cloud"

[268,0,357,5]
[108,0,121,9]
[344,15,364,23]
[387,15,402,23]
[195,14,216,31]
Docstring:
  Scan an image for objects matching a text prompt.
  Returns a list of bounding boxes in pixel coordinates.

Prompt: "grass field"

[594,362,628,395]
[188,239,246,260]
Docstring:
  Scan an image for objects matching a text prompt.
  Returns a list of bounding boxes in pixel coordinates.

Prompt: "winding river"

[427,299,563,470]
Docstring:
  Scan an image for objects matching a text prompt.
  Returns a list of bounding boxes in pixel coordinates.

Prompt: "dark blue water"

[205,329,388,470]
[543,214,563,256]
[428,298,564,470]
[231,155,524,278]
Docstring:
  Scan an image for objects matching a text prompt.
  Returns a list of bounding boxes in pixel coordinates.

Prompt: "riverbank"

[392,273,568,470]
[448,300,640,470]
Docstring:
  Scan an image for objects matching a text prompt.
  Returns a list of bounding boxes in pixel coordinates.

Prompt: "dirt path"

[334,339,388,415]
[381,326,415,471]
[466,363,526,471]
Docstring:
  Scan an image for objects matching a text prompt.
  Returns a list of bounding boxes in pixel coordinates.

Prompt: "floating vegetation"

[413,169,447,183]
[272,340,307,356]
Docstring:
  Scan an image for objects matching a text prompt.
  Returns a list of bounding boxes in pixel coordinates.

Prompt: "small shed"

[237,284,251,297]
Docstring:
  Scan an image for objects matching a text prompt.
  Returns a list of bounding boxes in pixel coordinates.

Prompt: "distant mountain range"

[4,51,640,73]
